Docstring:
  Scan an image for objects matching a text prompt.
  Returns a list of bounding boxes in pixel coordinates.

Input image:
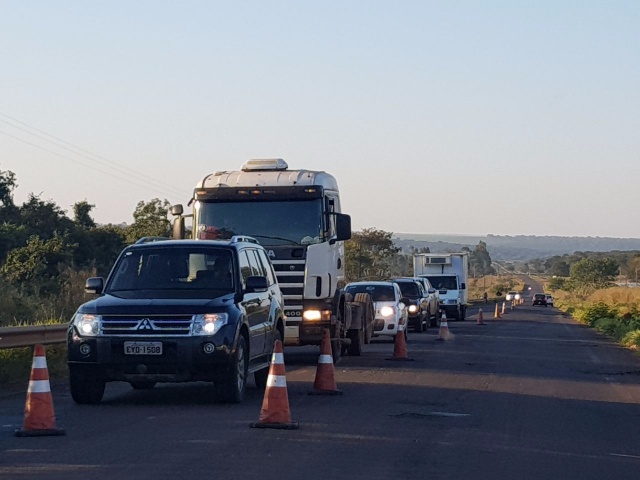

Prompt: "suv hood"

[77,294,236,315]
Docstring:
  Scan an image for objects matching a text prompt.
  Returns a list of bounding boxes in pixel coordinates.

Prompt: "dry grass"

[469,275,525,300]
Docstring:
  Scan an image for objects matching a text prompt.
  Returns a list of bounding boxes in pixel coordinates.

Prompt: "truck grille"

[101,315,193,336]
[272,259,305,312]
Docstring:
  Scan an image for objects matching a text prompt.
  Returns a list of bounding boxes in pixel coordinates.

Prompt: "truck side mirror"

[335,213,351,241]
[172,216,185,240]
[170,204,184,216]
[460,283,466,290]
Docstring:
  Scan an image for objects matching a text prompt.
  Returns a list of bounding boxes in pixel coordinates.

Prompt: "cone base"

[385,357,414,361]
[250,421,299,430]
[308,389,343,396]
[15,428,65,437]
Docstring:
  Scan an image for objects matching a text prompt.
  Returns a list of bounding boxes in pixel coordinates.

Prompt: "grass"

[0,344,69,387]
[554,286,640,350]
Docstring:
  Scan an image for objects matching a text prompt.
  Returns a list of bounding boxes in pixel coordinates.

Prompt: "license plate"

[124,342,163,355]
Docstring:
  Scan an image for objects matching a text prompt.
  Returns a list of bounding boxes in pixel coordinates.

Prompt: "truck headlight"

[380,306,395,317]
[193,313,229,335]
[73,313,101,336]
[408,305,419,313]
[303,310,332,321]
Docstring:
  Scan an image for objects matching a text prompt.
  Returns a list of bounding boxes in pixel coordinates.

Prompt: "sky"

[1,1,639,238]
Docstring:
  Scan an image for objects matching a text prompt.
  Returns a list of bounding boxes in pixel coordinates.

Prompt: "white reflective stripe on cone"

[32,357,48,369]
[266,375,287,388]
[28,380,51,393]
[271,352,284,364]
[318,354,333,364]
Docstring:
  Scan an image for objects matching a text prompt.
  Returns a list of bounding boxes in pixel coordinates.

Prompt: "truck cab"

[171,159,352,356]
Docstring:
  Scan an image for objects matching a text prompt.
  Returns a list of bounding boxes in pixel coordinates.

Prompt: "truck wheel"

[353,292,374,344]
[219,335,248,403]
[69,365,105,405]
[347,327,364,356]
[331,337,342,363]
[130,381,156,390]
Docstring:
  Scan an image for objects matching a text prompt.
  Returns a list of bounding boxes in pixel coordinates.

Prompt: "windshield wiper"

[250,234,298,245]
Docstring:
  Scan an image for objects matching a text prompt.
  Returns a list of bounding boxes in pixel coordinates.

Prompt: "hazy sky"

[1,1,638,238]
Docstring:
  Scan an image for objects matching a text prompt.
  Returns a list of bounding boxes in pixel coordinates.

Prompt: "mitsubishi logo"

[137,318,154,330]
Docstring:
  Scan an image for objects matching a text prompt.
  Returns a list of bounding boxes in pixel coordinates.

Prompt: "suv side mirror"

[245,276,269,293]
[85,277,104,295]
[428,288,436,294]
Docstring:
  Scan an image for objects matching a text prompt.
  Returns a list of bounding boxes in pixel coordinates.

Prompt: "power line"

[0,112,186,198]
[0,129,186,200]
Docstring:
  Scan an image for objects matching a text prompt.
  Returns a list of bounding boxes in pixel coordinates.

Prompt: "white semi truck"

[170,158,374,361]
[413,252,469,320]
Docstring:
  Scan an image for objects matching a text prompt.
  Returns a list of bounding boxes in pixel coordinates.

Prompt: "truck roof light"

[241,158,289,171]
[304,188,317,193]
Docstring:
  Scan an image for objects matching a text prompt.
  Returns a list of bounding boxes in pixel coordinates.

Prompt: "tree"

[0,234,75,294]
[469,241,495,276]
[19,193,74,239]
[345,228,400,281]
[125,198,171,243]
[73,200,96,228]
[0,166,19,222]
[570,258,618,290]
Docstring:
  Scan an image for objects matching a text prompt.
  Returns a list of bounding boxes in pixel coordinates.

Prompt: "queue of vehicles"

[66,159,468,404]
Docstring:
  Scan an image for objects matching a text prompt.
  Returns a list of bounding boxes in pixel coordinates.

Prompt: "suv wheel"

[219,335,248,403]
[69,365,106,405]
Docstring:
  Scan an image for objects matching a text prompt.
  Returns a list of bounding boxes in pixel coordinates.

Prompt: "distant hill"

[393,233,640,261]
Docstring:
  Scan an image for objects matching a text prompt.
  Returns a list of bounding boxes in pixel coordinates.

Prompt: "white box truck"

[413,252,469,320]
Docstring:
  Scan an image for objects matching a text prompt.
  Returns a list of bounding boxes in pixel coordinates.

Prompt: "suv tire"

[69,365,105,405]
[219,335,248,403]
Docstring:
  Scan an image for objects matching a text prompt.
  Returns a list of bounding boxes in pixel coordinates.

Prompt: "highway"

[2,285,640,479]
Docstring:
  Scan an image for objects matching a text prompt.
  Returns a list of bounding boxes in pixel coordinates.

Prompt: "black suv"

[392,278,428,333]
[67,237,285,404]
[532,293,548,307]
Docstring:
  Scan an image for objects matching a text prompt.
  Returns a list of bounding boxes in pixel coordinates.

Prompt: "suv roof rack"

[230,235,259,245]
[135,236,170,244]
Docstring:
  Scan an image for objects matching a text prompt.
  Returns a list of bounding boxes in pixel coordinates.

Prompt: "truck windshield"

[424,275,458,291]
[196,200,325,246]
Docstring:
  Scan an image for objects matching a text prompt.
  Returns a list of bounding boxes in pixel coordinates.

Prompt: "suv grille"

[101,315,193,336]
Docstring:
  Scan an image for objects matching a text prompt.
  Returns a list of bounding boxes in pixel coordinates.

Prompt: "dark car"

[392,278,428,332]
[67,237,285,404]
[532,293,548,307]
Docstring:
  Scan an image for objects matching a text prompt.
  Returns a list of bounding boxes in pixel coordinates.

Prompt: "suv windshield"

[107,246,235,299]
[345,284,395,302]
[396,282,420,297]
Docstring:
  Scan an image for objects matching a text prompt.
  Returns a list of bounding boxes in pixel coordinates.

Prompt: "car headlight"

[408,305,419,313]
[193,313,229,335]
[73,313,102,336]
[380,306,396,317]
[515,294,521,300]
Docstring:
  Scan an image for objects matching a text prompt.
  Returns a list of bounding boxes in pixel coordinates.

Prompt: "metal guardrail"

[0,324,67,349]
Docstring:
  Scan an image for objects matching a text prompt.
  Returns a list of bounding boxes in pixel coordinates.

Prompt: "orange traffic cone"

[15,345,65,437]
[309,329,342,395]
[386,327,413,361]
[494,302,501,319]
[436,312,453,341]
[250,340,298,429]
[476,308,485,325]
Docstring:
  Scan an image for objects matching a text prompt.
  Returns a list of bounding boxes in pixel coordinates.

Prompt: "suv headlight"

[193,313,229,335]
[380,306,396,317]
[408,304,419,313]
[73,313,102,336]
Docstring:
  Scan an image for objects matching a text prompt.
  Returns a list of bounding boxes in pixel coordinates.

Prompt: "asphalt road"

[2,284,640,479]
